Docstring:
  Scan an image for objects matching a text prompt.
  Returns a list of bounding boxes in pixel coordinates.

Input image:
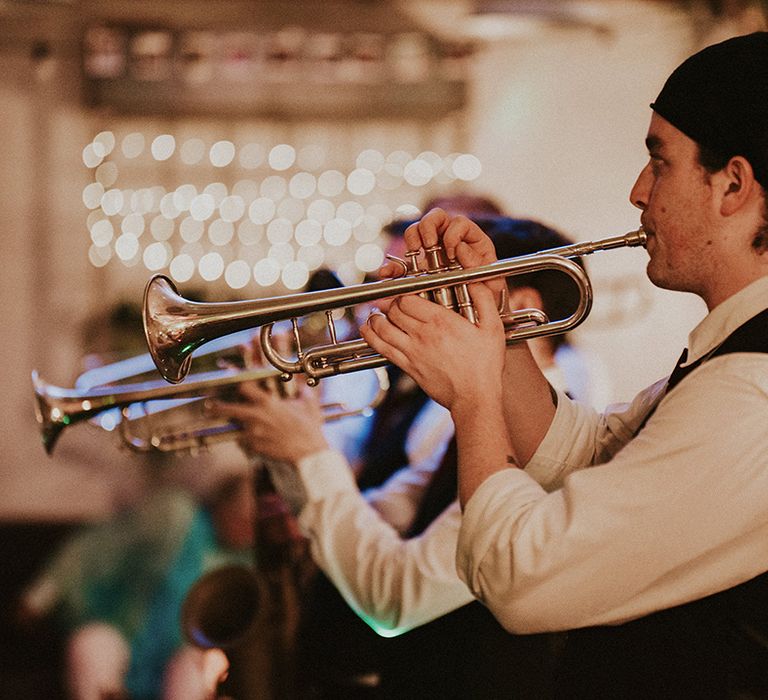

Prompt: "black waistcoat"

[556,307,768,700]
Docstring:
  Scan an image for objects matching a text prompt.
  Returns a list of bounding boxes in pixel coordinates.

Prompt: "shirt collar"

[684,275,768,366]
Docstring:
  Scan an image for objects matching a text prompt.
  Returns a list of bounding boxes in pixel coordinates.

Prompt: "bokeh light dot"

[219,195,246,222]
[180,138,206,165]
[115,233,139,261]
[121,132,145,159]
[93,131,116,156]
[289,172,317,199]
[294,219,322,246]
[395,203,421,219]
[121,213,145,237]
[83,182,105,209]
[101,188,125,216]
[249,197,276,225]
[90,219,114,246]
[354,243,385,272]
[297,145,326,171]
[88,244,112,268]
[239,142,264,169]
[277,198,305,224]
[403,159,433,186]
[323,218,352,246]
[268,144,296,170]
[173,184,198,212]
[208,219,235,246]
[180,216,204,242]
[190,193,216,221]
[306,199,335,224]
[353,215,381,242]
[282,261,309,290]
[143,241,171,271]
[170,254,195,282]
[346,168,376,196]
[203,182,228,205]
[225,260,252,289]
[199,252,225,281]
[209,140,236,167]
[452,153,482,181]
[151,134,176,161]
[356,149,385,173]
[260,175,287,200]
[337,200,365,224]
[297,244,325,270]
[159,193,180,219]
[95,162,119,188]
[268,243,295,266]
[317,170,345,197]
[237,220,263,245]
[266,218,294,245]
[254,257,281,286]
[150,214,175,241]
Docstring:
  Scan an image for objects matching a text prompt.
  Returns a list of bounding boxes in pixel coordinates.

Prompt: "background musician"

[212,217,595,698]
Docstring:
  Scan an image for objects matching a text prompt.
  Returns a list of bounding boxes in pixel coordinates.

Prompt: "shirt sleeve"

[457,356,768,634]
[364,404,453,535]
[285,449,473,634]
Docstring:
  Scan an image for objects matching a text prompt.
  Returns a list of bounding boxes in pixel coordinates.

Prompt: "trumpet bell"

[182,564,262,650]
[143,276,196,386]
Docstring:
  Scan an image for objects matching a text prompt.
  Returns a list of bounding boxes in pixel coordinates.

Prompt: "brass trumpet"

[33,363,389,456]
[144,228,646,385]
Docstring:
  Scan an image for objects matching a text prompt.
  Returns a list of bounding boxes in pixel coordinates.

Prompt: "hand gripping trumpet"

[144,228,646,385]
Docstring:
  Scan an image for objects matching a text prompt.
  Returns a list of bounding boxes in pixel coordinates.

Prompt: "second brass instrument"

[144,228,647,384]
[33,364,389,456]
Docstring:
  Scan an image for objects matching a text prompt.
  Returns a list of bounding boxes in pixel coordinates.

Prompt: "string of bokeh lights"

[82,130,482,291]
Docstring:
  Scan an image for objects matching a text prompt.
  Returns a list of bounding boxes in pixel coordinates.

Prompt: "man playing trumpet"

[360,31,768,697]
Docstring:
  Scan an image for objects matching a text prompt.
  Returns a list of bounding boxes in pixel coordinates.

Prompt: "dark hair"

[477,218,583,350]
[305,268,343,292]
[698,144,768,252]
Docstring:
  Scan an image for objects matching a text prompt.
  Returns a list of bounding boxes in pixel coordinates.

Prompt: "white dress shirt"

[457,275,768,634]
[267,363,572,636]
[267,398,457,635]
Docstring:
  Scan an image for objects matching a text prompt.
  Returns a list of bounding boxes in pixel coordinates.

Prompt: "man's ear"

[507,286,544,313]
[720,155,759,216]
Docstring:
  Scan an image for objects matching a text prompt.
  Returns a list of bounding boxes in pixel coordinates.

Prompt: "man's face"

[630,113,720,300]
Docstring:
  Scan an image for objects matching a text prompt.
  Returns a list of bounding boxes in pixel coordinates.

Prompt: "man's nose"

[630,163,651,210]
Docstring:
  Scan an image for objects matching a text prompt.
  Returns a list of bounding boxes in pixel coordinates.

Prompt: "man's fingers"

[236,381,272,402]
[388,295,433,329]
[209,401,257,422]
[360,316,412,370]
[404,208,450,252]
[468,283,504,330]
[447,226,497,265]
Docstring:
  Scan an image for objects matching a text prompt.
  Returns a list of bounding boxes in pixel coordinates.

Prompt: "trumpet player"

[212,219,593,698]
[361,32,768,697]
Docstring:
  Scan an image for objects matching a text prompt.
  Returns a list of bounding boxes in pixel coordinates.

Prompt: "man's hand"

[210,381,329,464]
[360,282,506,414]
